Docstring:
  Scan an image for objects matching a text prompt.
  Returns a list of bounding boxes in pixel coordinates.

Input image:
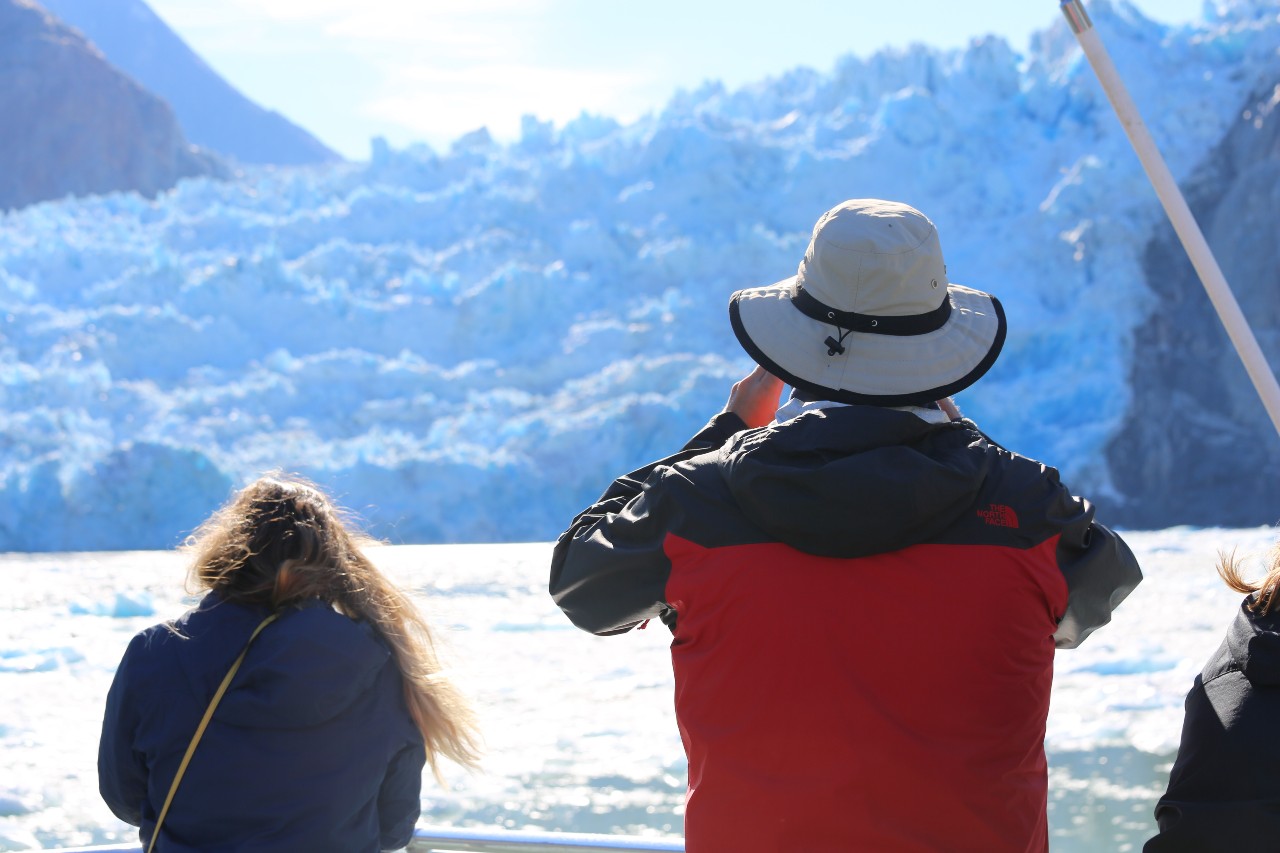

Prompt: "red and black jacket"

[551,405,1142,853]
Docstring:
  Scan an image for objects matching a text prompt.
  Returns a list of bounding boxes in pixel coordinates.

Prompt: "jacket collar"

[773,394,953,426]
[718,405,990,559]
[1221,597,1280,686]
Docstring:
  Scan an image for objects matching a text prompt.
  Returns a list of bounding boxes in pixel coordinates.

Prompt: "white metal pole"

[1060,0,1280,438]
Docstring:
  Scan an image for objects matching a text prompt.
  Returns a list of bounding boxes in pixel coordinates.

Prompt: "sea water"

[1,527,1274,852]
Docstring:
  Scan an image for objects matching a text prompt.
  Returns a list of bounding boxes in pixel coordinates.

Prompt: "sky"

[145,0,1209,161]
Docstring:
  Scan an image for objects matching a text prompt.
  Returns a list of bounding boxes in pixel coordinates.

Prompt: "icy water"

[1,527,1275,851]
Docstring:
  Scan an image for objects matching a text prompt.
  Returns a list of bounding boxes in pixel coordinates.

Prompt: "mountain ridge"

[38,0,341,167]
[0,0,221,210]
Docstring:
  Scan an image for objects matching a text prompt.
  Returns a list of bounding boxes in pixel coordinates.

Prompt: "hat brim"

[729,277,1006,406]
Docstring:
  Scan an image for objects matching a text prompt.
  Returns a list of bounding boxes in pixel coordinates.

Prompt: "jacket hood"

[718,406,991,559]
[173,593,393,729]
[1222,597,1280,687]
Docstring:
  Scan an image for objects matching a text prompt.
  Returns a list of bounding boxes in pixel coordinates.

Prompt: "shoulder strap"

[146,612,279,853]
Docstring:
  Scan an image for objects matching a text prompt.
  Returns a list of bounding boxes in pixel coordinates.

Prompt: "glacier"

[0,0,1278,550]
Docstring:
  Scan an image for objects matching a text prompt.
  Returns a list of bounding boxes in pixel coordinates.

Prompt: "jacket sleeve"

[549,412,746,635]
[98,633,149,827]
[377,739,425,851]
[1049,491,1143,649]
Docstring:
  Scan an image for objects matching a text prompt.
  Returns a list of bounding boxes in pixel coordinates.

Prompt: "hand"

[937,397,961,421]
[723,365,784,429]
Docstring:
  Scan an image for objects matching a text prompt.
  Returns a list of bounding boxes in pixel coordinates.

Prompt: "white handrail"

[1059,0,1280,438]
[409,826,683,852]
[42,825,684,853]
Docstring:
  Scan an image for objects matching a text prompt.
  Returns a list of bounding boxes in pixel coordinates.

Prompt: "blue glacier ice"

[0,0,1277,550]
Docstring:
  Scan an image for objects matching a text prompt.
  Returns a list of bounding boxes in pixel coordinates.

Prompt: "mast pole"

[1060,0,1280,437]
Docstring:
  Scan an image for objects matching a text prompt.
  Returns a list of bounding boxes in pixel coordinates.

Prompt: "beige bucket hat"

[729,199,1006,406]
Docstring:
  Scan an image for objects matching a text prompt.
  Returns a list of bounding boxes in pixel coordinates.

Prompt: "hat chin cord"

[824,327,853,356]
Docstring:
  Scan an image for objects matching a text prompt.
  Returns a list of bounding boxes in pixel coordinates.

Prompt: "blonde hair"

[185,473,481,780]
[1217,542,1280,615]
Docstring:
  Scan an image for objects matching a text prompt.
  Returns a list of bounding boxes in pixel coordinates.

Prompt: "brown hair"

[184,473,481,780]
[1218,542,1280,615]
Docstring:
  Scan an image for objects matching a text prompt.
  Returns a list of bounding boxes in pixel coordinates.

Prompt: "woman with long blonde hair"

[99,474,480,852]
[1147,542,1280,851]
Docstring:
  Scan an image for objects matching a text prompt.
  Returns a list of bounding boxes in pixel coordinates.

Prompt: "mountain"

[0,0,219,210]
[38,0,341,167]
[1108,80,1280,526]
[0,0,1276,550]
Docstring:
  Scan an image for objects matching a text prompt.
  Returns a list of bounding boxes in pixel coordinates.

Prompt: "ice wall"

[0,0,1276,550]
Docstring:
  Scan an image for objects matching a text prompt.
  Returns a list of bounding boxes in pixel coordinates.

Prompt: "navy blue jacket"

[99,593,425,852]
[1146,597,1280,852]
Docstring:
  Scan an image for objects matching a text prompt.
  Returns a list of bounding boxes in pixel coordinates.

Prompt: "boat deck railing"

[45,825,685,853]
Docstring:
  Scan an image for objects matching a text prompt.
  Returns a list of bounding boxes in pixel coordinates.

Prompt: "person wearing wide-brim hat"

[550,198,1142,853]
[730,197,1004,407]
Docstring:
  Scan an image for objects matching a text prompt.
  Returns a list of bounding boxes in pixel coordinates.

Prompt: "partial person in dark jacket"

[1146,544,1280,852]
[99,474,480,853]
[550,199,1143,853]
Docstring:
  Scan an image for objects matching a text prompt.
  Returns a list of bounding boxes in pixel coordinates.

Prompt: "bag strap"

[147,612,279,853]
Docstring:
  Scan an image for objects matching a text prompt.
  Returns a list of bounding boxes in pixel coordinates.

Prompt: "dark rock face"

[1106,82,1280,528]
[0,0,220,210]
[39,0,341,166]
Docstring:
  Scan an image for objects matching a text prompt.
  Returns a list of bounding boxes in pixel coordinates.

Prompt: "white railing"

[408,826,683,852]
[44,825,685,853]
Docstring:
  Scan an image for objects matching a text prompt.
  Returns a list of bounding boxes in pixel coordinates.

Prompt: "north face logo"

[978,503,1019,528]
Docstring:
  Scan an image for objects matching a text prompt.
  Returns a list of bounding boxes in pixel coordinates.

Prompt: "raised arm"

[549,411,745,635]
[550,367,781,635]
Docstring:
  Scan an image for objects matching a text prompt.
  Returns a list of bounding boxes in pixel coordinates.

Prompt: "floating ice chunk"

[111,590,155,618]
[0,792,38,817]
[68,590,154,618]
[0,647,84,672]
[1070,657,1178,676]
[492,620,574,633]
[1127,709,1190,756]
[68,599,107,616]
[0,825,41,850]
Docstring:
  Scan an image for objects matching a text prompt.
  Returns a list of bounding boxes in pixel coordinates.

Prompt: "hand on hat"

[723,365,785,429]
